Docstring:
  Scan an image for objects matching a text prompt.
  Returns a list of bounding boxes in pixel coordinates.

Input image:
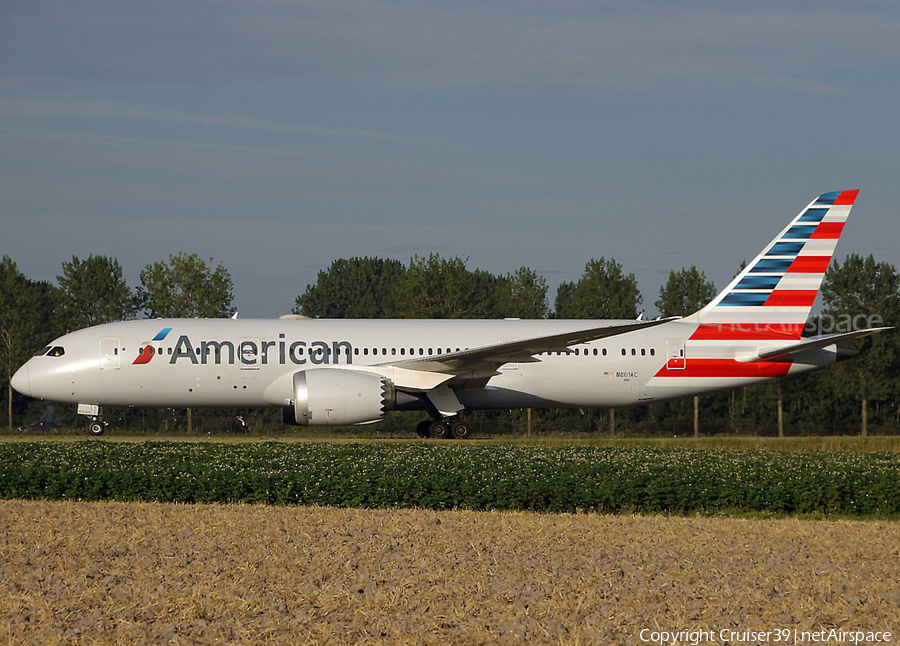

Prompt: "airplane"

[12,190,889,438]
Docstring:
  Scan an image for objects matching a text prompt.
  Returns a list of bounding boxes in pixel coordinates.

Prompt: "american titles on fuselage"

[139,334,356,367]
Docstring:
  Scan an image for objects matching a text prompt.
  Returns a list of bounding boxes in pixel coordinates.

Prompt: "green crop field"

[2,441,898,519]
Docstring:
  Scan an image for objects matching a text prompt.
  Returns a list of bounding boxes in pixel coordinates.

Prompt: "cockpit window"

[34,346,52,357]
[47,347,65,357]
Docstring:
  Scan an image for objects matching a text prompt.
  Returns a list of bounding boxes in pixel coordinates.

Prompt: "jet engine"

[286,368,389,426]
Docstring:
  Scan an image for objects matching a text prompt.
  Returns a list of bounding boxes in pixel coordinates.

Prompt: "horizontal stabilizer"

[737,327,891,363]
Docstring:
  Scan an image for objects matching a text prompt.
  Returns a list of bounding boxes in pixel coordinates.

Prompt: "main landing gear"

[417,386,470,439]
[416,418,471,440]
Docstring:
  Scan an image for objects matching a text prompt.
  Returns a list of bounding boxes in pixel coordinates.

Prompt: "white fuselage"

[12,317,837,414]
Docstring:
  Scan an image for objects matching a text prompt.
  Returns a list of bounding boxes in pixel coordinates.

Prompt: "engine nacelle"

[290,368,389,426]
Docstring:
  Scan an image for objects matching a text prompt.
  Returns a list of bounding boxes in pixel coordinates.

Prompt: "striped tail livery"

[698,189,859,334]
[648,190,888,399]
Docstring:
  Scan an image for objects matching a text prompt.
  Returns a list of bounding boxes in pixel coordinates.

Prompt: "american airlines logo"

[134,329,353,367]
[133,328,173,365]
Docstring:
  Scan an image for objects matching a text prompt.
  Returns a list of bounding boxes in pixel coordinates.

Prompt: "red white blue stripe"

[697,190,858,331]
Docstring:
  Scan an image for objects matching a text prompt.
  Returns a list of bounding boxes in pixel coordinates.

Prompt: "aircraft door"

[666,339,686,370]
[100,338,120,370]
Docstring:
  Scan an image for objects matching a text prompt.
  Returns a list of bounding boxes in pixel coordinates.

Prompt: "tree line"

[2,251,898,436]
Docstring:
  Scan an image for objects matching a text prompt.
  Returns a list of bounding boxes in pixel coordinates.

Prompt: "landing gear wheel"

[451,421,471,440]
[88,421,105,437]
[429,421,450,439]
[416,420,432,438]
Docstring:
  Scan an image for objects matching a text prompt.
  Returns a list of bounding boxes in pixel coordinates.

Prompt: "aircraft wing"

[365,318,675,392]
[738,327,892,363]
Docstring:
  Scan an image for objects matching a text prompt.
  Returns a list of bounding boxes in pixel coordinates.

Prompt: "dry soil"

[1,500,898,644]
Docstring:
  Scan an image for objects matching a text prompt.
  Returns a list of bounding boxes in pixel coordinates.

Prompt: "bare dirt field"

[1,500,898,645]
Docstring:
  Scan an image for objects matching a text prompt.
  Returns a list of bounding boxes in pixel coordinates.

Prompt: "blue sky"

[2,1,899,318]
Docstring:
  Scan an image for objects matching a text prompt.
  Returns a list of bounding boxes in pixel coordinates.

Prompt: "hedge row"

[1,442,898,518]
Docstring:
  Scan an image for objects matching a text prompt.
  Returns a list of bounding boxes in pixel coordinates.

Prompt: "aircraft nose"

[11,363,31,397]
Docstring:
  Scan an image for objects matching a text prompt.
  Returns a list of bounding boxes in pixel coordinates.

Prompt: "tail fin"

[695,190,859,339]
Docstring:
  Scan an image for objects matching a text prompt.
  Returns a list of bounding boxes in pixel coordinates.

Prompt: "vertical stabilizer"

[695,190,858,339]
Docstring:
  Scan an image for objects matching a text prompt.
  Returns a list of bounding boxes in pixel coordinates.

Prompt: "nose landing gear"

[78,404,106,436]
[88,418,107,436]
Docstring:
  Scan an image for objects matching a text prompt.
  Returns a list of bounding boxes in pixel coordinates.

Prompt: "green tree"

[654,266,716,318]
[294,257,406,318]
[393,254,497,319]
[55,255,136,331]
[138,253,234,319]
[821,253,900,436]
[1,257,55,430]
[494,267,549,319]
[554,258,641,319]
[552,281,575,320]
